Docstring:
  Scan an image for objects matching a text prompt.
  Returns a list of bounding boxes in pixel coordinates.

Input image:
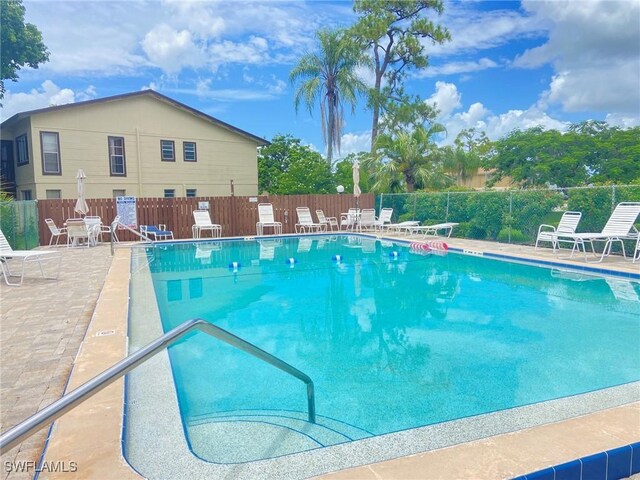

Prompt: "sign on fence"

[116,196,137,229]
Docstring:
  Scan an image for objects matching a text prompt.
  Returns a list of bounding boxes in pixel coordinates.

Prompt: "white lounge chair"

[553,202,640,263]
[256,203,282,236]
[192,210,222,239]
[535,211,582,251]
[316,210,339,232]
[358,208,377,231]
[413,222,459,238]
[386,221,420,234]
[374,208,393,230]
[45,218,67,246]
[295,207,325,233]
[0,229,61,286]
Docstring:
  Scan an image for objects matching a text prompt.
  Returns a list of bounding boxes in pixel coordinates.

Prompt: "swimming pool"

[126,235,639,469]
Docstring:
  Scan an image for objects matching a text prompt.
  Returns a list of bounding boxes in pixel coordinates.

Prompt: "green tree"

[582,124,640,184]
[290,29,367,164]
[488,122,640,187]
[443,128,491,185]
[367,124,449,192]
[258,134,335,194]
[349,0,450,150]
[0,0,49,100]
[489,127,589,187]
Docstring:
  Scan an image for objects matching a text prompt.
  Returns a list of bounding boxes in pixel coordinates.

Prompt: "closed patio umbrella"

[352,160,361,211]
[74,169,89,216]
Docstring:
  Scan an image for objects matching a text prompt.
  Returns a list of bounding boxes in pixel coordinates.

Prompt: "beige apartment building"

[0,90,268,200]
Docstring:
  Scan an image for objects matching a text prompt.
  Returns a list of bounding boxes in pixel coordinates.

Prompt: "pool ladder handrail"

[0,319,316,452]
[110,218,154,255]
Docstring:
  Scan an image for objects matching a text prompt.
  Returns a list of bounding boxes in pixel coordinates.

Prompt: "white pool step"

[186,409,373,463]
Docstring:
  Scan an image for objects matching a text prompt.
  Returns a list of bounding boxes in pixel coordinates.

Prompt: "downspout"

[136,127,143,196]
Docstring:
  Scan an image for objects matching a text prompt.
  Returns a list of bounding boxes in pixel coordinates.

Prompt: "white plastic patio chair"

[358,209,377,231]
[340,208,358,230]
[84,216,110,243]
[0,229,61,286]
[553,202,640,263]
[256,203,282,236]
[66,218,97,248]
[316,210,339,232]
[535,211,582,251]
[45,218,67,246]
[192,210,222,239]
[374,208,393,230]
[295,207,325,233]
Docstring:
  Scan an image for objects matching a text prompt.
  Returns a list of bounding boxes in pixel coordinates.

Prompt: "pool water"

[147,235,640,462]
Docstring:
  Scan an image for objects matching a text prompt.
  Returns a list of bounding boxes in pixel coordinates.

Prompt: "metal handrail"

[0,319,316,452]
[110,219,153,255]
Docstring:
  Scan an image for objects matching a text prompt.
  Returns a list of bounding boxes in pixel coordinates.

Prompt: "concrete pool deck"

[0,236,638,479]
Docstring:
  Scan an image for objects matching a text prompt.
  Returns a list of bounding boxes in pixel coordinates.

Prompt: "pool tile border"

[521,441,640,480]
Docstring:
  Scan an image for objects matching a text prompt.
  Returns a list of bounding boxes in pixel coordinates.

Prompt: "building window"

[16,134,29,166]
[186,188,197,198]
[113,189,126,198]
[21,190,32,200]
[108,136,126,176]
[40,132,61,175]
[164,189,175,198]
[161,140,175,161]
[46,189,61,199]
[183,142,197,162]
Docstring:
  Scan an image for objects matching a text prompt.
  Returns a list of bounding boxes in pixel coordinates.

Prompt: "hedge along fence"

[0,200,39,250]
[379,185,640,246]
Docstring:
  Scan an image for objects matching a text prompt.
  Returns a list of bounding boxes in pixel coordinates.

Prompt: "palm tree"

[368,124,449,192]
[442,128,487,185]
[290,29,367,164]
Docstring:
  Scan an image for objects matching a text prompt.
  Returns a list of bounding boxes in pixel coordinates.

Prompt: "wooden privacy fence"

[37,194,375,246]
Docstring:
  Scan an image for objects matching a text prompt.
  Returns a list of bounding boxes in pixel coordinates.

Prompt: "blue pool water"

[146,235,639,461]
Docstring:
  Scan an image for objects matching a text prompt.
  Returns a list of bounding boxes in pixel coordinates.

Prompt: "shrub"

[497,228,528,243]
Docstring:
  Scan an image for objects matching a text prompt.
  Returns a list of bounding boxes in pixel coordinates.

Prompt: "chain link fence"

[378,185,640,247]
[0,200,40,249]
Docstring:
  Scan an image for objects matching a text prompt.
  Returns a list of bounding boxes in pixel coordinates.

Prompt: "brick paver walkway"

[0,245,113,480]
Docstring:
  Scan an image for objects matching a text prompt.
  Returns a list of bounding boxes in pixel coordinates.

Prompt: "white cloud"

[542,63,640,113]
[208,37,270,68]
[23,1,154,75]
[338,131,371,158]
[142,24,206,73]
[605,113,640,129]
[416,58,499,78]
[426,82,568,144]
[514,0,640,115]
[427,5,547,56]
[0,81,97,121]
[426,81,462,117]
[20,0,334,79]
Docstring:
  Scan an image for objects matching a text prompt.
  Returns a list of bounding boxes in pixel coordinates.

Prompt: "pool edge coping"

[38,236,640,479]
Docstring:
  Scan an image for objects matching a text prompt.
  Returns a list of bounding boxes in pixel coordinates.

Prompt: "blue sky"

[2,0,639,159]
